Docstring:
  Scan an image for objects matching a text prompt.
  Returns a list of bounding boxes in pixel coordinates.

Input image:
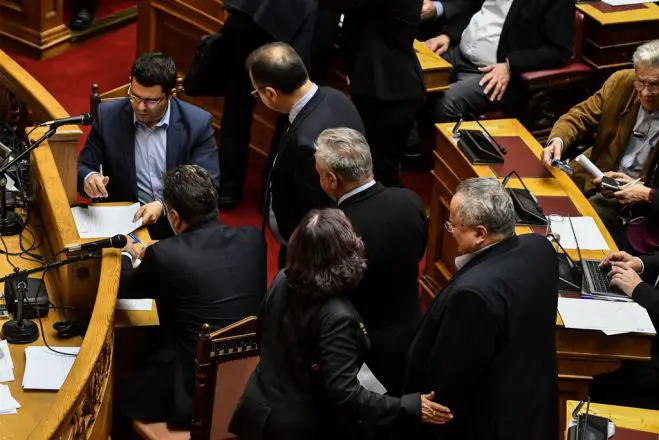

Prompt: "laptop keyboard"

[583,260,623,295]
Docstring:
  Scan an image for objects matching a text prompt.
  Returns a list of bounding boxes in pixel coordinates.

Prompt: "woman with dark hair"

[230,208,451,440]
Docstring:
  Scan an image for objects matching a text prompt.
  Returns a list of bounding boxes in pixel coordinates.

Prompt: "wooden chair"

[132,316,260,440]
[90,78,185,116]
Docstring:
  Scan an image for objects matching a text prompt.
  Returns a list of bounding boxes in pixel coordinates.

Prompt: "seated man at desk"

[77,52,220,239]
[423,0,573,122]
[590,250,659,410]
[116,164,266,428]
[542,40,659,255]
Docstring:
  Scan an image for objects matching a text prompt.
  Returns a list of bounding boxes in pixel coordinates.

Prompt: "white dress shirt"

[618,107,659,178]
[337,180,376,206]
[459,0,513,67]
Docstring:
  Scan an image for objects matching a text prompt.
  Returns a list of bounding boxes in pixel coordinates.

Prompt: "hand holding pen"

[84,163,110,199]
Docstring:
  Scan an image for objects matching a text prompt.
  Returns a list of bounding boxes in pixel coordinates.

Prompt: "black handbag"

[183,32,227,97]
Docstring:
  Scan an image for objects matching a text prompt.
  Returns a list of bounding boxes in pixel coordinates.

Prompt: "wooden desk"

[576,2,659,72]
[565,400,659,438]
[423,118,654,436]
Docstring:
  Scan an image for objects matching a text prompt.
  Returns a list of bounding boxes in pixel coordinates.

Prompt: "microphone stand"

[0,126,57,236]
[1,251,99,344]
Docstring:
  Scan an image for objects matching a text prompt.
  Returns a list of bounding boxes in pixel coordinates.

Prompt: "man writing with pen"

[77,52,219,239]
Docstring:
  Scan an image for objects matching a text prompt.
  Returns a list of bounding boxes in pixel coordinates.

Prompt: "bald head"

[246,42,309,94]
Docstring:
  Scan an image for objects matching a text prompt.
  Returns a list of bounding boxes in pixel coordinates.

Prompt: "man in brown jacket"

[542,40,659,254]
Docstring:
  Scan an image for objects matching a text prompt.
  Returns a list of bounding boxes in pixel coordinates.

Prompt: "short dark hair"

[131,52,177,93]
[245,42,309,94]
[286,209,366,299]
[163,165,218,225]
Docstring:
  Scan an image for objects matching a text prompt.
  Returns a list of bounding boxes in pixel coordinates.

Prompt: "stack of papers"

[115,299,153,311]
[22,346,80,390]
[558,297,656,335]
[0,341,14,383]
[548,216,609,251]
[602,0,647,6]
[71,203,142,238]
[0,384,20,414]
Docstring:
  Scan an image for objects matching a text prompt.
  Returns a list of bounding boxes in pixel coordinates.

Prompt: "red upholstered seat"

[132,421,191,440]
[520,62,592,83]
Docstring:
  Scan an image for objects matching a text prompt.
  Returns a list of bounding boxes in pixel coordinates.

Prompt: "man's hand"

[608,263,643,297]
[424,34,451,56]
[593,171,633,198]
[479,62,510,102]
[541,139,562,167]
[601,251,642,272]
[133,201,164,225]
[84,173,110,198]
[614,183,651,206]
[122,240,140,261]
[420,391,453,425]
[421,0,438,22]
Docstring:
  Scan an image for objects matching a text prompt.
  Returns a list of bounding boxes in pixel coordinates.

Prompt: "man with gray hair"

[404,177,559,440]
[542,39,659,254]
[314,127,426,397]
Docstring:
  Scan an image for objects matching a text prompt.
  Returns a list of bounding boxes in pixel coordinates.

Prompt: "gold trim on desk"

[577,2,659,25]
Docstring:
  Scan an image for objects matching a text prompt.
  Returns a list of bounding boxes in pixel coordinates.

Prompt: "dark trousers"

[218,11,273,194]
[352,95,420,187]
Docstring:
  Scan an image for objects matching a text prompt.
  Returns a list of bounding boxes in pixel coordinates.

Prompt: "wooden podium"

[423,119,655,436]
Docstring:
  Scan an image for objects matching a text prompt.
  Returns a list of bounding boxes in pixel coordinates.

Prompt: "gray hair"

[454,177,516,237]
[633,40,659,68]
[314,128,373,184]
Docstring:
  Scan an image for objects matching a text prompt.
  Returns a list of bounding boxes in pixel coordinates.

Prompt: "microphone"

[62,234,127,253]
[467,111,507,155]
[40,113,93,128]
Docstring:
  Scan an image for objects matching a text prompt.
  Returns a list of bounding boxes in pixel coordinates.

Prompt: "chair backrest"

[89,78,185,117]
[191,317,259,440]
[573,10,586,63]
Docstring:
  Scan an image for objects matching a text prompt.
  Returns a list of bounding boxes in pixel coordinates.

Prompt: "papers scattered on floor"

[0,341,14,383]
[71,203,142,239]
[116,299,153,311]
[0,384,20,414]
[549,216,610,250]
[22,346,80,390]
[602,0,647,6]
[558,297,656,335]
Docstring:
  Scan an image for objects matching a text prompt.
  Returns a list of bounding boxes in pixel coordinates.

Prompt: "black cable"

[0,234,16,270]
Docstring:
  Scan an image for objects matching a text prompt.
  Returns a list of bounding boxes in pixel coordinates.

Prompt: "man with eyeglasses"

[77,52,219,238]
[542,39,659,255]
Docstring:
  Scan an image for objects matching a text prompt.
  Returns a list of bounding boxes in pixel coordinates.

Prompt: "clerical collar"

[338,180,376,205]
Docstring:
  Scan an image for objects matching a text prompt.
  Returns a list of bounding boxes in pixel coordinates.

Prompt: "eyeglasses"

[634,80,659,94]
[127,85,167,108]
[250,86,270,99]
[444,219,469,233]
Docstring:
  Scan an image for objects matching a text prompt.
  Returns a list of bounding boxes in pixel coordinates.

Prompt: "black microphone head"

[111,234,128,248]
[80,113,94,125]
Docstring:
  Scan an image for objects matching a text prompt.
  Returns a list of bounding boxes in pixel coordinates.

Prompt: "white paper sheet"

[22,346,80,390]
[558,297,656,334]
[115,299,153,311]
[602,0,647,6]
[357,363,387,395]
[0,384,20,415]
[548,216,610,251]
[0,340,14,383]
[71,203,142,239]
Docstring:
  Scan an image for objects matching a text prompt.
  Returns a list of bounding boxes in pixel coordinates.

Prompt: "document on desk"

[0,384,20,415]
[0,340,14,383]
[22,346,80,390]
[558,297,656,334]
[116,299,153,311]
[549,216,610,251]
[602,0,647,6]
[71,203,142,239]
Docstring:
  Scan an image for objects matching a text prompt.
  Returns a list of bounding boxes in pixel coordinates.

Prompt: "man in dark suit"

[404,177,559,440]
[588,250,659,409]
[217,0,339,207]
[116,164,266,428]
[320,0,425,187]
[314,127,426,397]
[423,0,573,121]
[247,42,364,266]
[78,52,219,238]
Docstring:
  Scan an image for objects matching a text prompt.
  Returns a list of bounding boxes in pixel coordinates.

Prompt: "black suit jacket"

[405,234,559,440]
[117,219,266,425]
[230,271,421,440]
[321,0,425,101]
[444,0,573,74]
[77,97,219,202]
[340,183,425,396]
[633,254,659,368]
[266,86,364,242]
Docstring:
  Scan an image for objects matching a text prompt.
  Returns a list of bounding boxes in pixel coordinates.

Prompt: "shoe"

[69,8,95,31]
[218,188,242,209]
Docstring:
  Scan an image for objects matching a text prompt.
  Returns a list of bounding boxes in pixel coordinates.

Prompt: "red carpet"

[5,23,432,283]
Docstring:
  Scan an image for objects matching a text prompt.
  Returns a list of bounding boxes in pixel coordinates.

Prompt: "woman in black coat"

[230,208,451,440]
